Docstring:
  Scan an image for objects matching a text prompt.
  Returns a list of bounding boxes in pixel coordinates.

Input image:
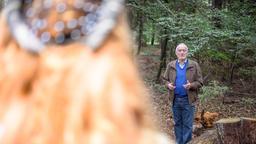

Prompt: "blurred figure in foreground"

[0,0,173,143]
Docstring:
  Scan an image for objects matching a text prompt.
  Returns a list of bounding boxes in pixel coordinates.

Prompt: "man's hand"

[167,82,176,90]
[183,80,191,90]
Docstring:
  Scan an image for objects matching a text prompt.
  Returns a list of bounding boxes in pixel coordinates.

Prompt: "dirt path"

[137,55,175,139]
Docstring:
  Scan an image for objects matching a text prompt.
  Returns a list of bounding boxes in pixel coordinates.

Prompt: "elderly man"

[163,43,203,144]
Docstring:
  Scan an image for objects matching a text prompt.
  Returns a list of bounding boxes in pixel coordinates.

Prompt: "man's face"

[176,46,188,61]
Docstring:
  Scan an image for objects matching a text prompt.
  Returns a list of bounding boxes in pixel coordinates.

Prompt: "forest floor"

[136,46,256,140]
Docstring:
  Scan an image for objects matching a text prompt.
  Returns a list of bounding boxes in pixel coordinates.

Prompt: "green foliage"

[199,81,229,103]
[153,83,168,94]
[241,97,256,105]
[203,49,231,62]
[144,79,167,94]
[238,67,256,80]
[127,0,256,84]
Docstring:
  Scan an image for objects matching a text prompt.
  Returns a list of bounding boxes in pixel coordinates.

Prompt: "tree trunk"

[192,117,256,144]
[156,29,169,82]
[215,118,241,144]
[137,11,143,55]
[189,129,218,144]
[136,0,146,55]
[212,0,224,9]
[240,117,256,144]
[151,31,155,46]
[169,41,177,60]
[223,0,231,8]
[229,52,238,85]
[212,0,224,28]
[193,0,198,13]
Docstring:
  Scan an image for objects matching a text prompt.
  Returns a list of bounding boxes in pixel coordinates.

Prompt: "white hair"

[175,43,188,52]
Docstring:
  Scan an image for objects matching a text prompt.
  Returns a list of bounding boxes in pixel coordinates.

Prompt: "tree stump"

[240,117,256,144]
[215,118,241,144]
[189,129,218,144]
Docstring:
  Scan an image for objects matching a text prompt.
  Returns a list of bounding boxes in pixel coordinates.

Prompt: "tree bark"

[229,52,238,85]
[150,31,155,46]
[156,29,169,82]
[212,0,224,9]
[211,0,224,28]
[215,118,241,144]
[240,117,256,144]
[192,117,256,144]
[189,129,218,144]
[168,41,177,61]
[137,11,143,55]
[136,0,146,55]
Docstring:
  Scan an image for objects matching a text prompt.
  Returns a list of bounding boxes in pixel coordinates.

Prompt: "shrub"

[199,80,228,103]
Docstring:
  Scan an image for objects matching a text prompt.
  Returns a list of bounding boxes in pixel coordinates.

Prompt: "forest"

[127,0,256,85]
[0,0,255,143]
[126,0,256,142]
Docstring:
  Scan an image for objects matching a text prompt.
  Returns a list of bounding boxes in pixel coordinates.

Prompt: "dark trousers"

[172,96,195,144]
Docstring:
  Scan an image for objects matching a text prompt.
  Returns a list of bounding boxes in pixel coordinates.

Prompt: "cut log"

[240,117,256,144]
[189,129,218,144]
[215,118,241,144]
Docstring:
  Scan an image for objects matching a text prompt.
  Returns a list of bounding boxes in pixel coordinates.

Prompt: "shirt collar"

[177,59,188,64]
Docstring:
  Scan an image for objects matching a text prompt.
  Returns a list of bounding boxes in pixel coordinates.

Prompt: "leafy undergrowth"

[136,47,256,139]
